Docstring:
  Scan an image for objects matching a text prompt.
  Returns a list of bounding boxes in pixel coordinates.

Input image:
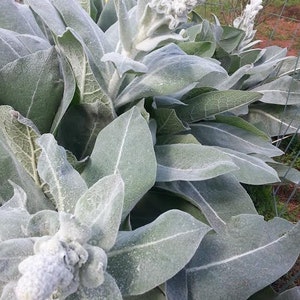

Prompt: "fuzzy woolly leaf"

[26,210,60,237]
[251,76,300,105]
[25,0,66,36]
[68,272,122,300]
[115,44,228,107]
[190,122,283,157]
[155,144,238,182]
[0,182,30,241]
[0,106,41,186]
[157,174,257,231]
[80,245,107,288]
[108,210,211,296]
[176,90,262,122]
[75,174,124,251]
[217,147,280,184]
[185,216,300,300]
[0,48,63,133]
[0,0,45,37]
[0,238,34,282]
[245,104,300,137]
[36,134,88,213]
[82,107,156,220]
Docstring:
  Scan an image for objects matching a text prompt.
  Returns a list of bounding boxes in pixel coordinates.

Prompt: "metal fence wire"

[199,0,300,292]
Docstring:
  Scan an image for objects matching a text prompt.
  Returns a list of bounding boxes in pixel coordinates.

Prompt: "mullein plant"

[0,0,299,299]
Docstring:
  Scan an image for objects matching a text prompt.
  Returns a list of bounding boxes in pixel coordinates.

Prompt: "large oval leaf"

[75,174,124,251]
[155,144,238,182]
[115,44,228,107]
[245,103,300,137]
[82,107,157,220]
[251,76,300,105]
[190,122,283,157]
[157,174,258,232]
[176,90,262,122]
[107,209,211,296]
[0,48,63,133]
[36,134,88,213]
[216,147,280,184]
[185,215,300,300]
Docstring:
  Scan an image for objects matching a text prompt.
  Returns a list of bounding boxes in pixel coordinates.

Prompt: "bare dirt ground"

[256,5,300,56]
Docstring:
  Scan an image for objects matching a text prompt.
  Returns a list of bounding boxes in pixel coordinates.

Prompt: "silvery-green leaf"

[186,215,300,300]
[115,44,228,108]
[278,56,300,76]
[52,0,113,83]
[25,0,66,36]
[178,41,216,58]
[190,122,283,157]
[155,144,238,182]
[80,245,107,288]
[154,108,189,135]
[135,33,186,52]
[0,238,34,282]
[0,0,45,38]
[114,0,133,53]
[218,25,245,53]
[0,29,50,69]
[176,90,261,122]
[50,53,76,133]
[57,29,114,111]
[2,181,27,210]
[251,76,300,105]
[108,210,211,296]
[216,62,253,90]
[0,182,30,241]
[0,106,42,186]
[102,52,148,77]
[36,134,88,213]
[68,272,122,300]
[26,210,59,237]
[0,48,63,133]
[215,114,271,141]
[245,104,300,137]
[274,287,300,300]
[217,147,280,184]
[82,107,156,220]
[75,174,124,251]
[0,130,51,212]
[268,162,300,185]
[157,174,257,230]
[243,46,288,88]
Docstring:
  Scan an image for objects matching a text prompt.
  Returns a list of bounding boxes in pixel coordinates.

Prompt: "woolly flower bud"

[15,254,73,300]
[148,0,204,29]
[233,0,263,51]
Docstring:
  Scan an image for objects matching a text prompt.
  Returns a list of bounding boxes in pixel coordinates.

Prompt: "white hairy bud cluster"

[15,237,88,300]
[233,0,263,51]
[148,0,204,29]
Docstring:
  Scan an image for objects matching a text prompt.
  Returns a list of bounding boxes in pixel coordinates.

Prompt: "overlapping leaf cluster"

[0,0,299,299]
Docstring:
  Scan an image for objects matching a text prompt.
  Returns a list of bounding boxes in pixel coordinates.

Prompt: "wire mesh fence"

[199,0,300,292]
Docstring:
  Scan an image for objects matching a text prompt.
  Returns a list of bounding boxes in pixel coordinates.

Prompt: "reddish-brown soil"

[255,5,300,56]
